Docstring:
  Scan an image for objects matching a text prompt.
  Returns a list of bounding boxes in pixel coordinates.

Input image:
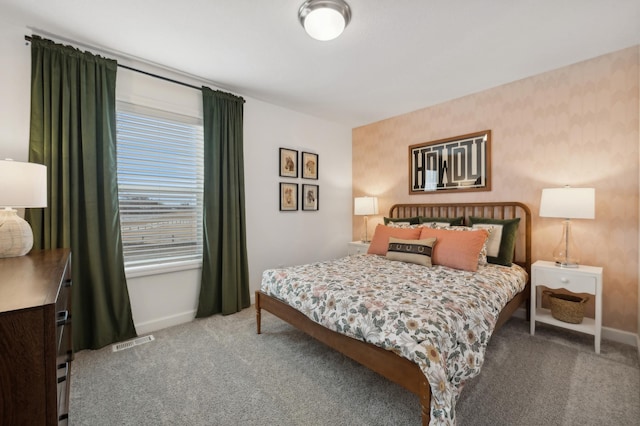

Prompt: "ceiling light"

[298,0,351,41]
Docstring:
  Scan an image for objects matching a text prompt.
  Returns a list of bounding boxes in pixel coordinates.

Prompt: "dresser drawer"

[533,268,597,294]
[57,360,70,425]
[55,278,72,356]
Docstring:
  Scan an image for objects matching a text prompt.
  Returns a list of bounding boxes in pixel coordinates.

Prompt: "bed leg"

[420,375,431,426]
[255,291,262,334]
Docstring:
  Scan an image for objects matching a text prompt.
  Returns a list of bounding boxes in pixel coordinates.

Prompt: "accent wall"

[353,46,640,334]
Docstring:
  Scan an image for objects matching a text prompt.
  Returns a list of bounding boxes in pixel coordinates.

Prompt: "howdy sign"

[409,130,491,194]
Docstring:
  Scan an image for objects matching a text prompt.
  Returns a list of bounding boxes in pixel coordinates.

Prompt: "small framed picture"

[279,183,298,211]
[279,148,298,178]
[302,184,319,211]
[301,152,318,180]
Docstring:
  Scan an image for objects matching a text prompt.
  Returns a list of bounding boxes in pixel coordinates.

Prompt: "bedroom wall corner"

[637,44,640,356]
[244,99,353,297]
[0,15,353,334]
[353,46,640,335]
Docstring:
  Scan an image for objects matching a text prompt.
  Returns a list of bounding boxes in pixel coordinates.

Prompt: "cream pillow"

[386,237,437,266]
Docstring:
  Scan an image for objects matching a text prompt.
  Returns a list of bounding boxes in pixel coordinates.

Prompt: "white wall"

[0,21,31,160]
[0,18,352,336]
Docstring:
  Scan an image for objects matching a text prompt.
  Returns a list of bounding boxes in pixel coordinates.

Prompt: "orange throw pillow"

[419,227,489,272]
[367,224,422,255]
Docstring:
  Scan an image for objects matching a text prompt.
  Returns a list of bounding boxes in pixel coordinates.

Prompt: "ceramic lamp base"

[0,208,34,258]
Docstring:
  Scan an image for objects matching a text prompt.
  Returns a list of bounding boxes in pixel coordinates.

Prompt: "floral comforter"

[260,254,528,425]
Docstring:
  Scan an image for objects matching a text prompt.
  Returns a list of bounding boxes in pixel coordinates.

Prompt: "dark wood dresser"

[0,249,72,425]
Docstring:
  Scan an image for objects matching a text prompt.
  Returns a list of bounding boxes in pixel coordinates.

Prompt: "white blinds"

[116,102,204,268]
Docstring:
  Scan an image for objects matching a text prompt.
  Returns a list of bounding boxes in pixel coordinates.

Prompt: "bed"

[255,202,531,425]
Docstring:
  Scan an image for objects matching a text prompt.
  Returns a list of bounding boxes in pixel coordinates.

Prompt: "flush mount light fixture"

[298,0,352,41]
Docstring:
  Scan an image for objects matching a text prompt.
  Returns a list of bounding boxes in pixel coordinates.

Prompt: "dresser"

[0,249,73,425]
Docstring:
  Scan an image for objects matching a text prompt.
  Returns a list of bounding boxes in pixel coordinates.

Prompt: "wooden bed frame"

[255,202,531,425]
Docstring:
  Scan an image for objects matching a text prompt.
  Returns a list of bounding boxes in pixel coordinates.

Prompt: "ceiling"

[2,0,639,128]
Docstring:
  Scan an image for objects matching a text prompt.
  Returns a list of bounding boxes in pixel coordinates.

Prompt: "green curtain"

[196,87,250,317]
[26,36,137,350]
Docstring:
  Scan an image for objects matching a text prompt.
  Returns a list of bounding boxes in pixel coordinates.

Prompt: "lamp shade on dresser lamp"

[0,159,47,258]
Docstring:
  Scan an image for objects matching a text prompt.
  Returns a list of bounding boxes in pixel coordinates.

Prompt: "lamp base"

[552,219,580,269]
[360,215,370,243]
[0,208,34,258]
[554,261,580,268]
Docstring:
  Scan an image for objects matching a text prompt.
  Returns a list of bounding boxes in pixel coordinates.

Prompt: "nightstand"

[347,241,370,255]
[530,260,603,353]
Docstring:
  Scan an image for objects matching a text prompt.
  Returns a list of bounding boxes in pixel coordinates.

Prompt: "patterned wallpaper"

[352,46,639,333]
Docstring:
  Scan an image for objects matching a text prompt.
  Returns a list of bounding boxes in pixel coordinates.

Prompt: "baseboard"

[515,307,638,348]
[134,310,196,336]
[132,305,638,351]
[602,326,638,347]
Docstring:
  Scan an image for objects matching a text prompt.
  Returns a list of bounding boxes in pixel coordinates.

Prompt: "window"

[116,102,204,269]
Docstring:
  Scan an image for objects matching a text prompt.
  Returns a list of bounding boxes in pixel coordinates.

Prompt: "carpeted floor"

[69,307,639,425]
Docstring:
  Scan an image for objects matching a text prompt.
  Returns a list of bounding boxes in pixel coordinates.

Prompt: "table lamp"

[0,159,47,258]
[354,196,378,242]
[539,186,595,268]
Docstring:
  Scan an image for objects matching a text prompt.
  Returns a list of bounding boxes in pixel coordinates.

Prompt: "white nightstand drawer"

[534,268,597,293]
[347,241,370,255]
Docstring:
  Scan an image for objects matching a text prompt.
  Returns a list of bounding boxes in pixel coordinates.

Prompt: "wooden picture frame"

[408,130,491,194]
[301,152,318,180]
[302,184,319,211]
[279,183,298,211]
[279,148,298,178]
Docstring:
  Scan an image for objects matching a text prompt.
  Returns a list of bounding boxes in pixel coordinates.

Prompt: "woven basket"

[543,290,589,324]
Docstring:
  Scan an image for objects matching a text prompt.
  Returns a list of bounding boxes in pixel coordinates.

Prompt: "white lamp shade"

[0,160,47,208]
[539,187,595,219]
[354,196,379,216]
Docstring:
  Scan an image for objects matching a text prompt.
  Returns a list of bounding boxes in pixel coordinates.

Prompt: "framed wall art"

[279,148,298,178]
[279,182,298,211]
[408,130,491,194]
[301,152,318,180]
[302,184,319,211]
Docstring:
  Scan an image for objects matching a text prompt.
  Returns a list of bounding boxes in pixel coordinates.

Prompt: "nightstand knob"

[560,277,569,283]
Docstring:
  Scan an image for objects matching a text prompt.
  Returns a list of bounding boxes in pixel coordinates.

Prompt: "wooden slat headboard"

[389,202,532,273]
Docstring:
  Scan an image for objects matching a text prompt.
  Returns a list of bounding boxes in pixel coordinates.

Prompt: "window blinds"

[116,102,204,268]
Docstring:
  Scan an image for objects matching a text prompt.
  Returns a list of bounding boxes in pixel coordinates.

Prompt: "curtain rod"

[24,35,202,91]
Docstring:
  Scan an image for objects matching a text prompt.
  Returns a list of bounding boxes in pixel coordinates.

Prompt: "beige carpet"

[70,307,639,425]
